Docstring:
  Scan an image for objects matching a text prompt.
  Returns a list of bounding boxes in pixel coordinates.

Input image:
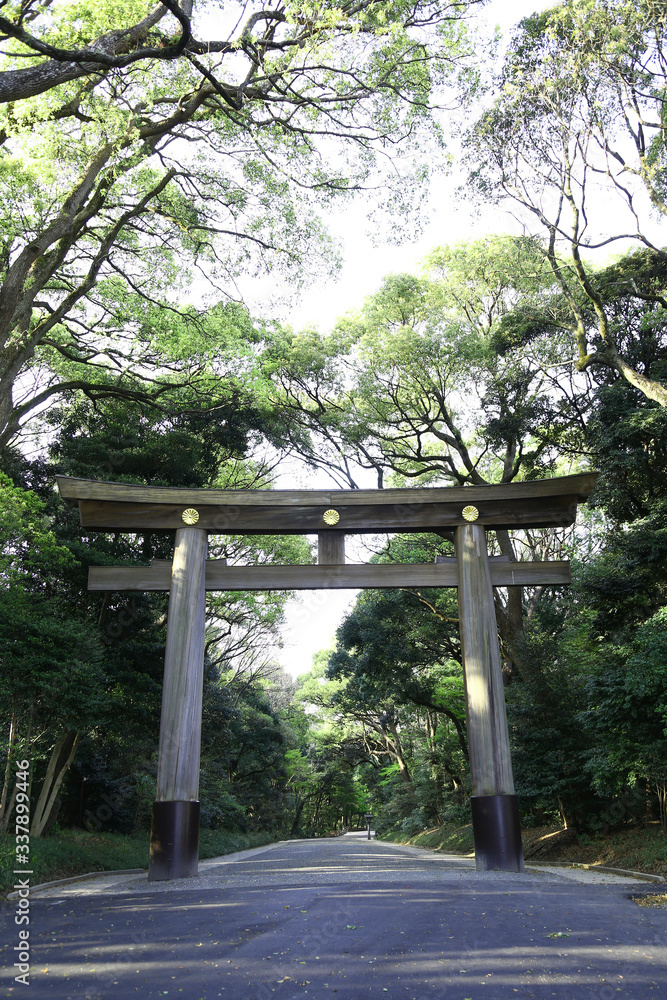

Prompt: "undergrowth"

[0,828,278,896]
[379,823,475,855]
[378,822,667,877]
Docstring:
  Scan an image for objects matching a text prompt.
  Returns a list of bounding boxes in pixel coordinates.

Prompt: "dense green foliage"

[466,0,667,405]
[0,828,277,894]
[0,0,483,449]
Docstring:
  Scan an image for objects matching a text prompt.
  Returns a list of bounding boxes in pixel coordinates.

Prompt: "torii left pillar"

[149,526,207,881]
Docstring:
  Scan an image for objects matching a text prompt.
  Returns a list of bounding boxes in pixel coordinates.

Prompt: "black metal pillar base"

[471,794,524,873]
[148,800,200,881]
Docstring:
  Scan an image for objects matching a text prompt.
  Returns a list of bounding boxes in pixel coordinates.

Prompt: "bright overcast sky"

[284,0,556,335]
[273,0,557,678]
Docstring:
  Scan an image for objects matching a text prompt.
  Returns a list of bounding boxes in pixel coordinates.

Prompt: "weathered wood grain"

[456,523,515,798]
[90,562,171,591]
[88,560,571,591]
[57,472,598,508]
[74,495,585,532]
[491,561,571,586]
[155,527,207,803]
[318,531,345,564]
[436,554,510,563]
[88,559,227,591]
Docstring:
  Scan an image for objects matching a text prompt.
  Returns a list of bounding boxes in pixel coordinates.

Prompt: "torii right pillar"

[456,522,523,872]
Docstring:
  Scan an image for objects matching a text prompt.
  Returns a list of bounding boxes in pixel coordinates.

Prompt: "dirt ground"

[386,821,667,878]
[521,823,667,877]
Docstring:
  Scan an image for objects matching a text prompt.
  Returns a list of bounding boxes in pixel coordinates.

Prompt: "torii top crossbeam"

[56,472,597,533]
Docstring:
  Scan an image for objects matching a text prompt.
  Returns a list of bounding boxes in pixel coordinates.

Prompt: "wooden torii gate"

[57,472,597,881]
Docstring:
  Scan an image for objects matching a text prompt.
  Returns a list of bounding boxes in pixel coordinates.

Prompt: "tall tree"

[266,235,583,488]
[0,386,311,834]
[466,0,667,404]
[0,472,104,834]
[0,0,192,103]
[266,237,588,678]
[0,0,483,450]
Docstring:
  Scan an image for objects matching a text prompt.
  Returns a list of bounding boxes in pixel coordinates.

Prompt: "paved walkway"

[1,834,665,999]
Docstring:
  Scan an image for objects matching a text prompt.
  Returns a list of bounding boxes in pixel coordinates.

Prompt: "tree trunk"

[290,797,306,837]
[1,698,35,833]
[30,730,80,837]
[655,782,667,834]
[313,790,323,831]
[386,723,411,783]
[0,697,18,831]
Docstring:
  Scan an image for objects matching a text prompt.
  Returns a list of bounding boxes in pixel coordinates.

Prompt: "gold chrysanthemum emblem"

[462,505,479,522]
[181,508,200,525]
[323,509,340,525]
